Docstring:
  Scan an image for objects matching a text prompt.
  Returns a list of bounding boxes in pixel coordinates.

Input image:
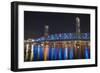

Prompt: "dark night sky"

[24,11,90,40]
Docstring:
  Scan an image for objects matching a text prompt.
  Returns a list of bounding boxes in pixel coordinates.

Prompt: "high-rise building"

[44,25,49,60]
[75,17,82,59]
[76,17,80,39]
[44,25,49,38]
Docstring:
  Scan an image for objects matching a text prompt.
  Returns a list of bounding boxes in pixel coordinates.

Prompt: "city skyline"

[24,11,90,61]
[24,11,90,40]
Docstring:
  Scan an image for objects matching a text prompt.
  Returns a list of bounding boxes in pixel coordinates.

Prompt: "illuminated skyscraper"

[44,25,49,60]
[75,17,81,59]
[44,25,49,39]
[76,17,80,39]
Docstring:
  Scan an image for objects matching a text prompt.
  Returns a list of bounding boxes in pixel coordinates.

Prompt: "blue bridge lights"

[34,33,90,42]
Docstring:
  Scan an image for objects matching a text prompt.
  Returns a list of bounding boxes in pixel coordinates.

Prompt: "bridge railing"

[34,33,90,42]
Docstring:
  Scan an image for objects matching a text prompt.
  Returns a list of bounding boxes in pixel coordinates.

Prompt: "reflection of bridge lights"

[69,48,73,59]
[24,40,90,61]
[41,43,44,46]
[85,47,89,59]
